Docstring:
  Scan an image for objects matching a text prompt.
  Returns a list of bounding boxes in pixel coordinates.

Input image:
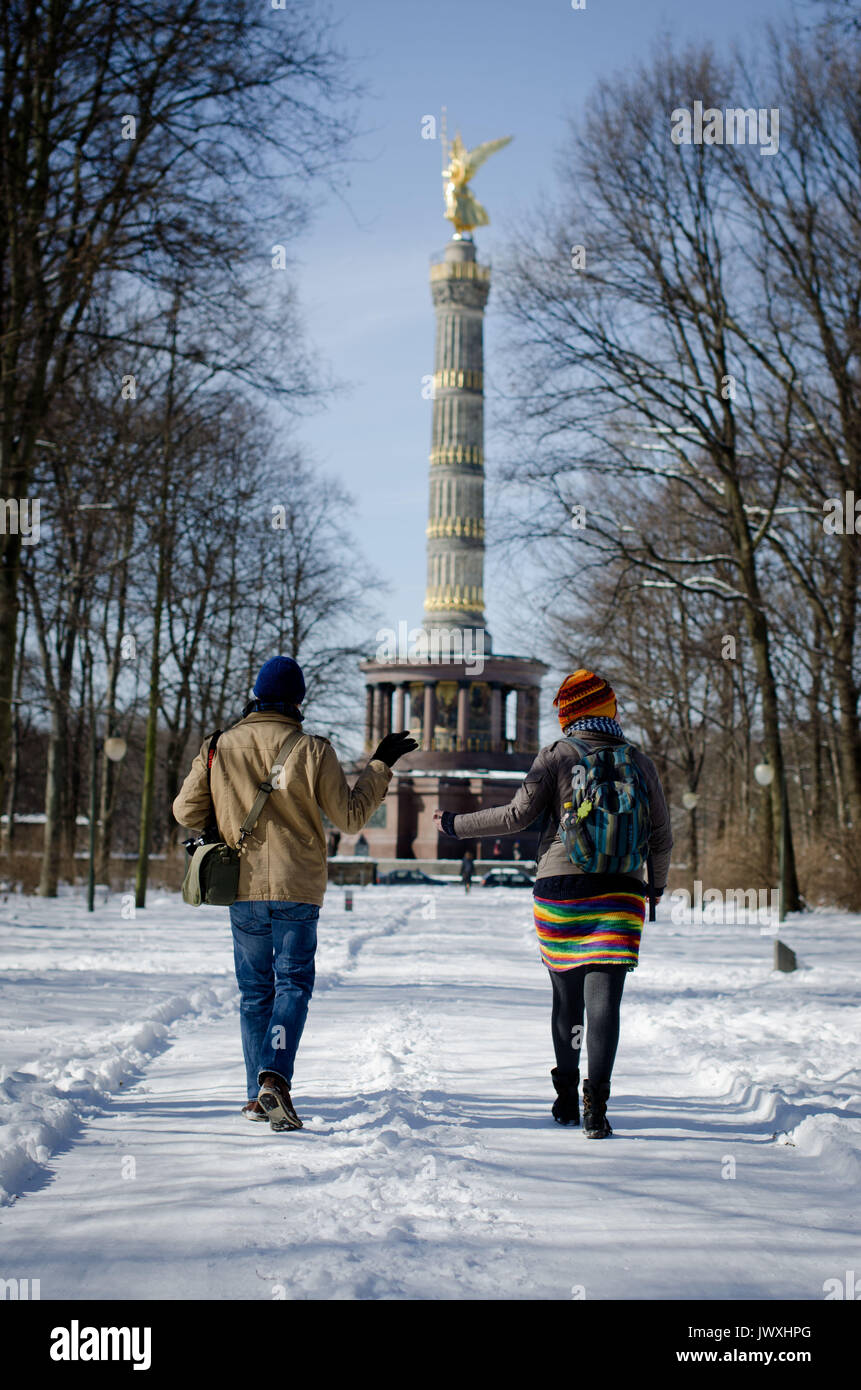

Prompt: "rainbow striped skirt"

[533,874,646,973]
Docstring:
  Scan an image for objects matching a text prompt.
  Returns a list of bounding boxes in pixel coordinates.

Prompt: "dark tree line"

[1,1,383,901]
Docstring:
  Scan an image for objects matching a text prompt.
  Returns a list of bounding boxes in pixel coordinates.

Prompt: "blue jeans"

[229,900,319,1098]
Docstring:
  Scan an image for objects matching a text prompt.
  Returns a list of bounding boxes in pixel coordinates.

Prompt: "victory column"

[356,126,547,861]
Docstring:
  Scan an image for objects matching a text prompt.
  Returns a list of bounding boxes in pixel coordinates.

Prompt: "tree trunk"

[832,657,861,831]
[1,596,27,855]
[0,491,23,816]
[809,628,824,830]
[38,710,64,897]
[134,288,180,909]
[134,521,169,909]
[688,807,699,888]
[746,608,800,910]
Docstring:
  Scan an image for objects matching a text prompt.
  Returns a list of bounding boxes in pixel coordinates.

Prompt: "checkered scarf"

[563,715,625,739]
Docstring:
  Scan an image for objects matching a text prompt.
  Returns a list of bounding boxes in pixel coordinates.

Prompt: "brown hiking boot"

[241,1100,268,1122]
[257,1072,303,1131]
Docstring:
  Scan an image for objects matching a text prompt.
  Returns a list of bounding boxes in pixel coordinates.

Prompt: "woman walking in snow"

[434,669,672,1138]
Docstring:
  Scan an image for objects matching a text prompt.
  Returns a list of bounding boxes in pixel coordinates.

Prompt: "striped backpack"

[558,737,651,875]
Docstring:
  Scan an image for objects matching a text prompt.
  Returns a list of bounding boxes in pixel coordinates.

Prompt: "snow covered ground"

[0,884,859,1300]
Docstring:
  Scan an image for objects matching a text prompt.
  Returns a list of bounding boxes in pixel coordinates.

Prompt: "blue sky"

[282,0,799,670]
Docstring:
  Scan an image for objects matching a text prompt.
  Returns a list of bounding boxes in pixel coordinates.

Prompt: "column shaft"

[393,683,406,732]
[515,688,529,751]
[457,681,470,750]
[364,686,374,749]
[490,683,503,751]
[381,684,393,738]
[422,682,436,751]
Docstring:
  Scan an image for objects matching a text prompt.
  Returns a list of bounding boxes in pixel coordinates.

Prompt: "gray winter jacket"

[451,730,673,889]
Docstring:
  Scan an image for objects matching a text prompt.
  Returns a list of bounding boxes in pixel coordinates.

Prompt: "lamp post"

[681,791,699,885]
[753,761,786,921]
[87,731,127,912]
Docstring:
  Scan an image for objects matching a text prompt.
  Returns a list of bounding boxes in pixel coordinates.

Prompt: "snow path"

[0,888,859,1300]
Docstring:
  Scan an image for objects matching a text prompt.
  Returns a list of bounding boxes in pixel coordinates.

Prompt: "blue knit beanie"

[253,656,306,707]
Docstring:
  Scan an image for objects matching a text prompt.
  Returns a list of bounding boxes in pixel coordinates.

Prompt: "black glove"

[440,811,458,837]
[371,731,419,767]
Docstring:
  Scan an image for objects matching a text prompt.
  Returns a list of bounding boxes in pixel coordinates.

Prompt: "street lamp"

[87,731,127,912]
[753,761,788,920]
[682,791,699,810]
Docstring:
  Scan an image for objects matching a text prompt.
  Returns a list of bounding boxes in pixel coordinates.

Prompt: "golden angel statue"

[442,131,513,234]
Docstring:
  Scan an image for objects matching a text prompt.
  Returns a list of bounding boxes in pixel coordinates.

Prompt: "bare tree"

[495,44,806,906]
[722,18,861,830]
[0,0,358,816]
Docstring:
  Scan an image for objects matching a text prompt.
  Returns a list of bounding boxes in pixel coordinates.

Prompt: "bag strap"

[206,732,222,778]
[204,730,223,838]
[565,735,621,758]
[236,729,305,849]
[564,734,591,756]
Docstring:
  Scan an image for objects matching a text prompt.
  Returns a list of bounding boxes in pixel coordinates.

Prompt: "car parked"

[377,868,444,886]
[480,868,536,888]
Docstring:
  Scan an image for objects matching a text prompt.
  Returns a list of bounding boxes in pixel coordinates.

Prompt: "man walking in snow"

[173,656,417,1131]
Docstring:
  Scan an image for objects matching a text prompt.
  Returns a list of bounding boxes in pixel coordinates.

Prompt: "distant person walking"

[435,669,671,1138]
[174,656,417,1131]
[460,850,475,894]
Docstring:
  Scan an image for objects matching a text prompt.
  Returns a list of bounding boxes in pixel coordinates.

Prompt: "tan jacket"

[452,731,673,889]
[172,711,391,905]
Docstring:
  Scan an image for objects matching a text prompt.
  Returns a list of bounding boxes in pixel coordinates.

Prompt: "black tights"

[550,965,627,1087]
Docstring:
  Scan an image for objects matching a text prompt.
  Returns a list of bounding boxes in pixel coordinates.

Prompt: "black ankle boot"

[551,1067,580,1125]
[582,1079,612,1138]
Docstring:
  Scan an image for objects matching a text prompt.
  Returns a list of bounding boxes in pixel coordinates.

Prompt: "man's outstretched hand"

[371,730,419,767]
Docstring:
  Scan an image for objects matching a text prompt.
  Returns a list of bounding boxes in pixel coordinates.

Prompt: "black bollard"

[773,938,797,972]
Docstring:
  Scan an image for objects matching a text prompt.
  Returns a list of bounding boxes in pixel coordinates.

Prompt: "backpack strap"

[564,734,591,756]
[565,734,635,755]
[565,734,626,759]
[236,729,305,849]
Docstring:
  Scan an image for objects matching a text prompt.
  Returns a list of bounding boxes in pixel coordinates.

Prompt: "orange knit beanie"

[553,669,617,728]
